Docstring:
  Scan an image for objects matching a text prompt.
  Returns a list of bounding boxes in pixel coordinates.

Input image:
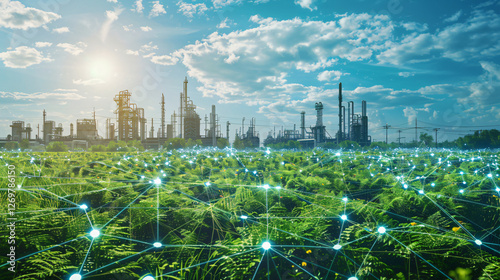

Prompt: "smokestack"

[300,111,305,139]
[161,93,165,138]
[338,82,342,143]
[211,105,216,147]
[70,123,74,138]
[342,106,345,139]
[362,100,366,117]
[43,109,46,143]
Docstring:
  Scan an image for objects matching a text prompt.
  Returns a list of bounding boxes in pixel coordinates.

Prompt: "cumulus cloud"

[35,42,52,48]
[317,70,344,81]
[101,8,123,42]
[212,0,241,9]
[458,61,500,106]
[125,49,139,56]
[140,26,152,31]
[0,46,51,68]
[134,0,144,13]
[217,18,230,29]
[0,0,60,30]
[72,78,105,86]
[53,27,69,33]
[177,1,208,18]
[444,10,462,23]
[107,0,118,2]
[150,1,166,17]
[57,42,87,55]
[295,0,315,11]
[151,54,179,65]
[123,24,133,31]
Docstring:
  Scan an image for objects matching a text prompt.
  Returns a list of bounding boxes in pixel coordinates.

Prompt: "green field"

[1,148,500,280]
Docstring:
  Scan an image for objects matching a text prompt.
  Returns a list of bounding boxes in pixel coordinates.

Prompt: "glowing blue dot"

[475,239,482,246]
[69,274,82,280]
[262,241,271,250]
[240,215,248,219]
[463,181,466,185]
[154,178,161,185]
[143,276,155,280]
[79,204,88,210]
[418,190,424,195]
[496,187,500,192]
[459,189,464,194]
[348,277,358,280]
[266,149,271,155]
[276,186,281,190]
[342,197,348,202]
[431,183,436,187]
[153,242,162,248]
[281,161,285,165]
[403,184,408,189]
[341,215,347,221]
[263,184,270,190]
[90,229,100,238]
[333,244,342,250]
[460,171,464,175]
[377,227,386,234]
[204,182,211,187]
[245,168,248,172]
[488,174,493,178]
[145,164,148,167]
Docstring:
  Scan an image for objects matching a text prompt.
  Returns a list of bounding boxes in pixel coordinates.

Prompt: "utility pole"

[415,118,418,144]
[383,124,391,144]
[226,121,230,141]
[434,128,440,148]
[242,117,245,138]
[397,130,402,147]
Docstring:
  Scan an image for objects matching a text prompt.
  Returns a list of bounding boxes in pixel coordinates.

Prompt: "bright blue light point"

[262,241,271,250]
[90,229,100,238]
[342,197,348,202]
[333,244,342,250]
[240,215,248,219]
[475,239,482,246]
[459,189,464,194]
[341,214,347,221]
[80,204,88,210]
[153,242,162,248]
[378,226,386,234]
[69,274,82,280]
[154,178,161,185]
[143,276,155,280]
[418,190,424,194]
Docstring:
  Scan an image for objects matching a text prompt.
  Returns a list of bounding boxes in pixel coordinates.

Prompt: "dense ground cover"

[1,148,499,280]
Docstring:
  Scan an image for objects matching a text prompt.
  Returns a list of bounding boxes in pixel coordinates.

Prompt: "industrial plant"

[2,80,370,149]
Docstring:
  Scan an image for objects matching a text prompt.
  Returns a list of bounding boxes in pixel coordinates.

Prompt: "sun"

[88,57,114,80]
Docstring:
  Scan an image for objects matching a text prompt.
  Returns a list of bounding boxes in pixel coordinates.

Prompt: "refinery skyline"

[1,0,500,143]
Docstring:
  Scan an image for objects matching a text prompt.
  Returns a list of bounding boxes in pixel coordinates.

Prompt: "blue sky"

[0,0,499,143]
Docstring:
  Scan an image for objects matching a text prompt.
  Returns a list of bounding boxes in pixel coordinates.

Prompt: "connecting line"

[482,224,500,240]
[251,251,266,280]
[266,188,269,240]
[160,248,261,277]
[270,250,282,280]
[101,185,155,229]
[355,238,378,276]
[387,233,453,280]
[84,211,93,228]
[21,188,80,207]
[281,251,346,278]
[101,234,156,246]
[83,247,154,276]
[79,239,94,273]
[424,194,476,239]
[0,236,86,268]
[270,248,318,280]
[157,184,160,240]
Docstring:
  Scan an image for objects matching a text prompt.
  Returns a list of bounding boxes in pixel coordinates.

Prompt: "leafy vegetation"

[0,148,499,280]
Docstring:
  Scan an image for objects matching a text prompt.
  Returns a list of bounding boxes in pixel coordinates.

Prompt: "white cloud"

[444,10,462,23]
[0,90,84,100]
[53,27,69,33]
[0,0,61,30]
[398,72,414,77]
[125,49,139,56]
[212,0,241,9]
[73,78,105,86]
[35,42,52,48]
[151,54,179,65]
[0,46,51,68]
[172,14,394,103]
[295,0,316,11]
[317,70,344,81]
[101,8,123,42]
[57,42,87,55]
[140,42,158,52]
[458,61,500,107]
[123,24,133,31]
[107,0,118,2]
[177,1,208,18]
[217,18,230,29]
[134,0,144,13]
[150,1,166,17]
[140,26,152,31]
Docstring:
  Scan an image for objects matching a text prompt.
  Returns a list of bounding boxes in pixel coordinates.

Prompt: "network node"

[262,241,271,250]
[475,239,482,246]
[69,273,82,280]
[204,182,211,187]
[80,204,88,210]
[488,174,493,178]
[431,183,436,187]
[240,215,248,219]
[90,229,100,238]
[263,184,270,190]
[377,226,387,234]
[459,189,464,194]
[341,214,347,221]
[348,277,358,280]
[496,187,500,192]
[153,177,161,185]
[418,190,424,195]
[333,244,342,250]
[403,184,408,189]
[153,242,162,248]
[342,197,348,202]
[143,276,155,280]
[275,186,281,190]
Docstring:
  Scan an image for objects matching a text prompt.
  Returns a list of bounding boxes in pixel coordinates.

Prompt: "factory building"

[113,90,147,141]
[10,121,31,142]
[76,119,97,140]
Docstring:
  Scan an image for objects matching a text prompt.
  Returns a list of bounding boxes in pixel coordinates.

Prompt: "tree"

[5,141,19,151]
[166,138,186,150]
[19,139,30,150]
[107,141,119,151]
[46,141,68,152]
[217,138,230,149]
[127,140,144,151]
[419,133,433,146]
[90,145,106,152]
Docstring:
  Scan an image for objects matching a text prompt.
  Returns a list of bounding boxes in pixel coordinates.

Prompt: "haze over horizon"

[1,0,500,143]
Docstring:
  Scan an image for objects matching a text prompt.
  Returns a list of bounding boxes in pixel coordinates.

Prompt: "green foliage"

[166,138,186,150]
[456,129,500,149]
[46,141,69,152]
[5,141,19,151]
[19,139,30,150]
